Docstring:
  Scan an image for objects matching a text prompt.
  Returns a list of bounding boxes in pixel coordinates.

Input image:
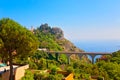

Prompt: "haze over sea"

[72,40,120,60]
[73,40,120,52]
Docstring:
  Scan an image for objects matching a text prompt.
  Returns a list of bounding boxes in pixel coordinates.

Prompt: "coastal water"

[73,40,120,61]
[73,40,120,52]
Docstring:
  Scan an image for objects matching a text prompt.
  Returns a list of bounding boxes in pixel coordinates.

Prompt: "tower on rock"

[31,26,34,33]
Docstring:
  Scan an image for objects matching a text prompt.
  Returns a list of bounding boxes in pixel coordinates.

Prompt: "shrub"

[50,67,57,75]
[21,70,34,80]
[28,61,38,69]
[66,66,74,73]
[34,72,48,80]
[46,74,64,80]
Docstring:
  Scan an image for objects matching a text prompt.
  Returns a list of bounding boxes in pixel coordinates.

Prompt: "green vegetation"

[34,72,64,80]
[34,23,63,51]
[21,70,34,80]
[21,50,120,80]
[0,18,38,80]
[0,18,120,80]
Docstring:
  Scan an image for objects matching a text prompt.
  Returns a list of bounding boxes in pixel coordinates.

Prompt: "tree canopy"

[0,18,38,56]
[0,18,39,80]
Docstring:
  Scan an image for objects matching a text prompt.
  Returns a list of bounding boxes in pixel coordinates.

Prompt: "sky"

[0,0,120,42]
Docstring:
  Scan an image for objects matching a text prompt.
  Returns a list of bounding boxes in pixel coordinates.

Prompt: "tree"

[110,50,120,64]
[0,18,38,80]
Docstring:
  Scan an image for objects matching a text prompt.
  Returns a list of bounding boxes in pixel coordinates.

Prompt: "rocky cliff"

[34,23,83,52]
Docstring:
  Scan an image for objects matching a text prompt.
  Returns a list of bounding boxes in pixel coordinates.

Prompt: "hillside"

[34,23,83,52]
[1,19,120,80]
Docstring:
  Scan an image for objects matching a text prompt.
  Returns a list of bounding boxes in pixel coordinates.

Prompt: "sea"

[73,40,120,61]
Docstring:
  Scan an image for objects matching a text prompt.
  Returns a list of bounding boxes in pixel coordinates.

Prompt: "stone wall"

[14,64,29,80]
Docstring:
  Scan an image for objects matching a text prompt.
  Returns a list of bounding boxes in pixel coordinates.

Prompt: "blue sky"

[0,0,120,41]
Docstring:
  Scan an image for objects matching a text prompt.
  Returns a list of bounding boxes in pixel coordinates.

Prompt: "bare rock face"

[38,24,64,39]
[39,23,51,33]
[57,39,84,52]
[51,27,64,39]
